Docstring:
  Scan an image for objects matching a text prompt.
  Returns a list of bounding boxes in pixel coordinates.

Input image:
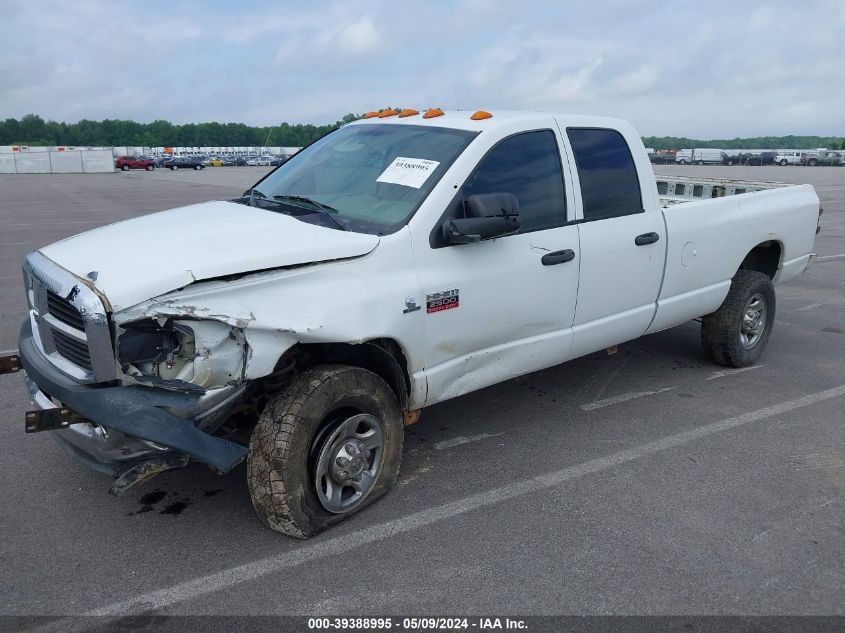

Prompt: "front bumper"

[18,320,249,476]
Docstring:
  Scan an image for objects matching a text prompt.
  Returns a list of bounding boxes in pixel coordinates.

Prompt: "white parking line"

[705,366,762,381]
[434,432,504,451]
[80,383,845,617]
[816,253,845,261]
[796,303,823,312]
[580,387,676,411]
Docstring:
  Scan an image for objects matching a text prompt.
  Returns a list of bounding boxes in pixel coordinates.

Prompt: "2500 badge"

[426,288,459,314]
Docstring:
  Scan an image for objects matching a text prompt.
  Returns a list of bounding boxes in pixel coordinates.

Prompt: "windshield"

[249,123,478,234]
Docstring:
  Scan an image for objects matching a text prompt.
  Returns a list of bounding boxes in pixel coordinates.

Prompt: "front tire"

[121,165,129,171]
[247,365,403,538]
[701,270,775,367]
[146,164,154,171]
[779,159,788,166]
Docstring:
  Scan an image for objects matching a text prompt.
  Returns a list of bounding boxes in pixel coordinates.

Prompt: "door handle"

[635,232,660,246]
[541,249,576,266]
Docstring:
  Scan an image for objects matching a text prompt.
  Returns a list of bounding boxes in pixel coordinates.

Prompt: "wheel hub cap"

[313,413,384,514]
[331,439,368,484]
[740,293,767,349]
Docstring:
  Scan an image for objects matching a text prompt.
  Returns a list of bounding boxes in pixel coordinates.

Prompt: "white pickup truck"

[3,109,821,538]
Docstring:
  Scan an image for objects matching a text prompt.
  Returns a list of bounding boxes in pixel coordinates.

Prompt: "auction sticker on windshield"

[376,157,440,189]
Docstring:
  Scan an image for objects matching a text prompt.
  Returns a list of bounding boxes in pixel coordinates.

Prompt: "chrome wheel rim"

[740,293,767,349]
[314,413,384,514]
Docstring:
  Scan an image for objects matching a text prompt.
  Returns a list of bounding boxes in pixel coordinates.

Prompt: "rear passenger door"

[562,126,666,358]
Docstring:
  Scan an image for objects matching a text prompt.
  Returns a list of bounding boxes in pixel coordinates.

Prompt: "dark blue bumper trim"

[19,320,248,473]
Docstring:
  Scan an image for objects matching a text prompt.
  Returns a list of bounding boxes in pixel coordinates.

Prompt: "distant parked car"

[675,148,725,165]
[801,151,841,166]
[775,151,802,166]
[115,156,155,171]
[742,151,778,166]
[153,155,172,168]
[204,157,224,167]
[164,156,205,170]
[648,152,676,164]
[722,152,743,165]
[255,156,275,166]
[269,155,290,166]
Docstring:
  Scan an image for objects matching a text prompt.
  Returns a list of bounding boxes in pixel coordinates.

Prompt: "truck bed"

[655,175,791,207]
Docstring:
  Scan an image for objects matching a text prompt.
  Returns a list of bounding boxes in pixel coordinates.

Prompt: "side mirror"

[443,193,522,244]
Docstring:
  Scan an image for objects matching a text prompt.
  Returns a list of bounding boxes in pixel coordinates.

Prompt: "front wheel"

[701,270,775,367]
[247,365,403,538]
[808,159,818,166]
[780,159,788,166]
[121,165,129,171]
[172,165,178,170]
[146,164,154,171]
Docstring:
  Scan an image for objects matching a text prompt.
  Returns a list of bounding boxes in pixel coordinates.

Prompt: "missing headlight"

[117,320,190,371]
[117,319,246,390]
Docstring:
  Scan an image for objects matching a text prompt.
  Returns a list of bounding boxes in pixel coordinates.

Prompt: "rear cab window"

[566,128,643,221]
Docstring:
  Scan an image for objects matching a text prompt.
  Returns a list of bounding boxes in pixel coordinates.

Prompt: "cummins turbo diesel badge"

[426,288,459,313]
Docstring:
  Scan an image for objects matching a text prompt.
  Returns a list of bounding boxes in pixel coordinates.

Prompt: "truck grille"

[51,329,93,370]
[46,290,86,330]
[24,252,115,383]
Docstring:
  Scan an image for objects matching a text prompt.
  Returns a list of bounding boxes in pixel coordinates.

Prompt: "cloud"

[2,0,844,137]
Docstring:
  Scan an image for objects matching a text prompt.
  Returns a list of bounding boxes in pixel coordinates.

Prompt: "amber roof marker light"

[379,109,400,117]
[423,108,444,119]
[362,111,380,119]
[398,109,420,118]
[470,110,493,120]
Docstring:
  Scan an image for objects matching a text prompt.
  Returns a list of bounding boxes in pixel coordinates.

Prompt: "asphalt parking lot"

[0,165,843,617]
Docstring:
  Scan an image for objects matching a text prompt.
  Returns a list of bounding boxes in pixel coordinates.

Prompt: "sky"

[2,0,843,138]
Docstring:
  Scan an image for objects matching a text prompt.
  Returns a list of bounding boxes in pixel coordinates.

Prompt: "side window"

[566,128,643,221]
[462,130,566,233]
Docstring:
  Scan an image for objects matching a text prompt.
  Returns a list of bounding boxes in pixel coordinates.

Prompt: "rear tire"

[701,270,775,368]
[808,159,818,166]
[779,159,788,166]
[172,165,178,170]
[247,365,403,538]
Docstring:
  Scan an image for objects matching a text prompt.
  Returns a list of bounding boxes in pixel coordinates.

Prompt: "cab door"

[560,126,666,358]
[409,127,580,406]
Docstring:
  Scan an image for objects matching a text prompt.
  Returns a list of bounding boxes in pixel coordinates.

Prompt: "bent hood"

[39,200,380,312]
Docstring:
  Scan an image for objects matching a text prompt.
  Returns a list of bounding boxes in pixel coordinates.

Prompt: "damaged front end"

[17,252,286,494]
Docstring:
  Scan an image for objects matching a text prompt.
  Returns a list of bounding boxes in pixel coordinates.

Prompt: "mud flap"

[108,453,191,496]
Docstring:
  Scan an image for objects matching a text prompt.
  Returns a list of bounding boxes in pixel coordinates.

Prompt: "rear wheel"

[808,159,818,166]
[247,365,403,538]
[701,270,775,367]
[779,159,788,166]
[172,165,178,170]
[195,164,202,170]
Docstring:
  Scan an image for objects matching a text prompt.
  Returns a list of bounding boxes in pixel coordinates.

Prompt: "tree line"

[644,135,845,151]
[0,113,359,148]
[2,114,843,150]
